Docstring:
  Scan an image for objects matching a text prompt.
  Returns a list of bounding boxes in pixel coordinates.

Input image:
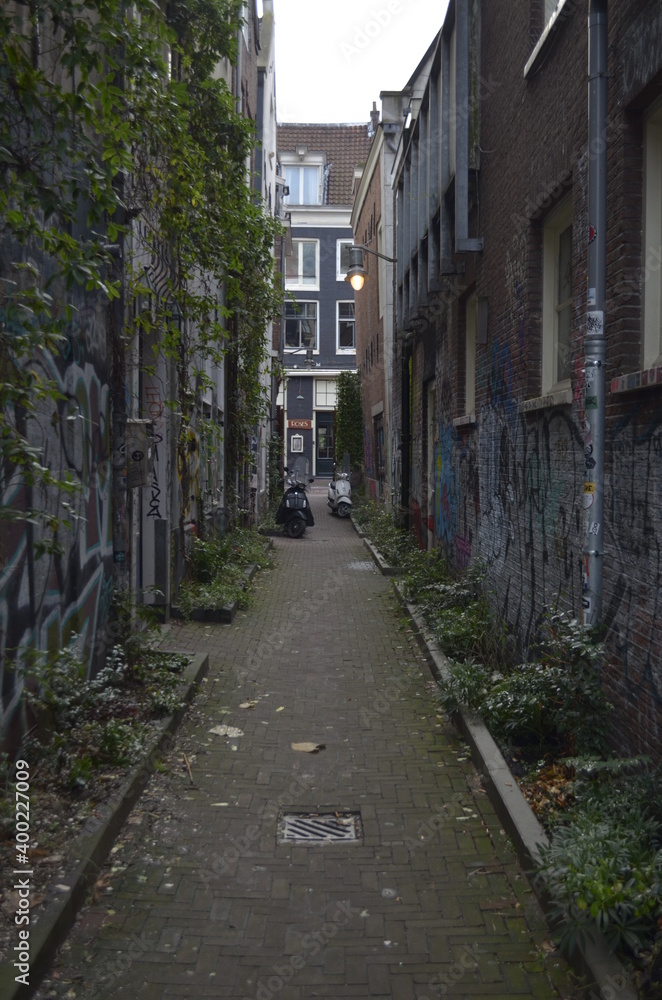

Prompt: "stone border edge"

[362,536,401,576]
[392,583,638,1000]
[0,651,209,1000]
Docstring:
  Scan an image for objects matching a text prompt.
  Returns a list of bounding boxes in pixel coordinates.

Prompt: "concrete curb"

[0,651,209,1000]
[393,584,638,1000]
[362,536,401,576]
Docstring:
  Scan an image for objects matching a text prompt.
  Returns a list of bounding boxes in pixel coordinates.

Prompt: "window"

[337,240,353,280]
[465,294,476,415]
[283,164,321,205]
[317,424,334,461]
[542,198,573,392]
[315,379,337,407]
[643,103,662,368]
[285,240,319,290]
[284,301,317,351]
[337,301,356,352]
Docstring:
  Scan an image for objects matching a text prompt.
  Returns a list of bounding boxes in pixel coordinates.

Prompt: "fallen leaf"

[291,742,326,753]
[276,706,285,712]
[209,725,243,738]
[239,701,258,709]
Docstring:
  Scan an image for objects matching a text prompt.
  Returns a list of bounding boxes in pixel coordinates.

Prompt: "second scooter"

[327,454,352,519]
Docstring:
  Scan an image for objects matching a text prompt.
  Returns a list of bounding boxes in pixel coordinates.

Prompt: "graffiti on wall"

[1,297,113,738]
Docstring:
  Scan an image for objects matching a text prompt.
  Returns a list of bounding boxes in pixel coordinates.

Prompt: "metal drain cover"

[278,812,362,844]
[347,560,376,571]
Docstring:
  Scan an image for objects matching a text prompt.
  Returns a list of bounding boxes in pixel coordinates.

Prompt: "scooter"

[276,458,315,538]
[327,454,352,519]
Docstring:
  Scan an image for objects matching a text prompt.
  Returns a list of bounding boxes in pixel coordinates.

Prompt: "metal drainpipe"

[582,0,608,628]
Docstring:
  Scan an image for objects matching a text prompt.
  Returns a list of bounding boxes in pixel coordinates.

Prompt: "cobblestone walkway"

[35,490,581,1000]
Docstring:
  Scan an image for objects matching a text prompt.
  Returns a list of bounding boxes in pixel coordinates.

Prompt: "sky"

[270,0,450,124]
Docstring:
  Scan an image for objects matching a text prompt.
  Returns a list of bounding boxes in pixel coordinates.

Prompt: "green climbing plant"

[1,0,283,551]
[335,369,363,471]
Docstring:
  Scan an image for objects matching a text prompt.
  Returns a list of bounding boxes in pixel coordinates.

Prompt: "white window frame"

[336,301,356,353]
[285,239,320,291]
[643,102,662,369]
[315,378,337,409]
[465,294,476,416]
[542,197,573,394]
[282,161,323,206]
[336,239,353,281]
[284,300,318,353]
[544,0,558,24]
[525,0,571,77]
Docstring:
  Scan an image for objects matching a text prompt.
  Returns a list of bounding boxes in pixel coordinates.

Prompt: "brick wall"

[398,0,662,758]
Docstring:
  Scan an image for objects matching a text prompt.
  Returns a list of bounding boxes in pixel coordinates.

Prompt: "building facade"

[379,0,662,759]
[0,1,280,746]
[277,123,371,477]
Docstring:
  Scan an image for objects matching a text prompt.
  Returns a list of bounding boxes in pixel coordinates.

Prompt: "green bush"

[538,813,662,956]
[178,527,272,614]
[437,658,502,715]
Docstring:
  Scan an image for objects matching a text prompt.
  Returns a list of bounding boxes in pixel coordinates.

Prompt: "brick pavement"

[34,489,582,1000]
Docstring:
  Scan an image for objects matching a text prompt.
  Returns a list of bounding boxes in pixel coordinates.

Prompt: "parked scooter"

[327,453,352,519]
[276,458,315,538]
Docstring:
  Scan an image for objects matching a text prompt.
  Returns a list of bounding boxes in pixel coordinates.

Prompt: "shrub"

[538,814,662,956]
[438,658,502,715]
[178,527,272,614]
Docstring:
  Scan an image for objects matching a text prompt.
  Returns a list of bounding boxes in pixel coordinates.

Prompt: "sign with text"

[288,419,312,429]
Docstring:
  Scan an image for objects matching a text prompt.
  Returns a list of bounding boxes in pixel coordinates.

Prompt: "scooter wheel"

[287,517,306,538]
[337,503,351,519]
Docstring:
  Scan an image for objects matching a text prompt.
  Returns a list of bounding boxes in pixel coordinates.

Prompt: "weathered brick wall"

[403,0,662,758]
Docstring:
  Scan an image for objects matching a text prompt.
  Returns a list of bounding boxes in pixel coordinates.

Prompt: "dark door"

[316,413,334,477]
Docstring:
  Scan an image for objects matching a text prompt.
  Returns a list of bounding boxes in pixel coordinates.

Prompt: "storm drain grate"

[278,812,362,844]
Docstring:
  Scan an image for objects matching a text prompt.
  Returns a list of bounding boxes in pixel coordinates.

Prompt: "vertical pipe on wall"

[582,0,608,627]
[455,0,483,253]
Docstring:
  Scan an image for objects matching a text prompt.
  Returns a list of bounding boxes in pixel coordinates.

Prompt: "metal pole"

[582,0,608,627]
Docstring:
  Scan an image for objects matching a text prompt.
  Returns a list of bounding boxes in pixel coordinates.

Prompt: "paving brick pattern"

[35,490,581,1000]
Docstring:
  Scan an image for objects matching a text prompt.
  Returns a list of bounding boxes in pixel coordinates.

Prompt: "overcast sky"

[271,0,450,124]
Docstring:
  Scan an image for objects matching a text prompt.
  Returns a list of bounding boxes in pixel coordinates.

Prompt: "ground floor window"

[315,378,337,407]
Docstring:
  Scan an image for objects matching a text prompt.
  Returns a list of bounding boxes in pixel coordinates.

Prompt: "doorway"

[316,412,334,477]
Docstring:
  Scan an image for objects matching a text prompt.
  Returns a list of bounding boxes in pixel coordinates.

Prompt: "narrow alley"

[35,489,580,1000]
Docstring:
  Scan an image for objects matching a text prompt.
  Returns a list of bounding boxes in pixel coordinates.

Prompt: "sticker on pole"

[587,311,604,336]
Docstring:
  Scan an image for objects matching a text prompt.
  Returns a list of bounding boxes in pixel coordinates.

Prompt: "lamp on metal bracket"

[344,244,396,292]
[284,346,317,369]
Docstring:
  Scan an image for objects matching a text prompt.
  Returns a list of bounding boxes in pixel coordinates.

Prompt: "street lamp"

[344,243,396,292]
[285,346,317,368]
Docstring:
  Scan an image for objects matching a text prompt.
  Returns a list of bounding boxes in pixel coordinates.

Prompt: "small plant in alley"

[18,631,190,792]
[176,528,272,617]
